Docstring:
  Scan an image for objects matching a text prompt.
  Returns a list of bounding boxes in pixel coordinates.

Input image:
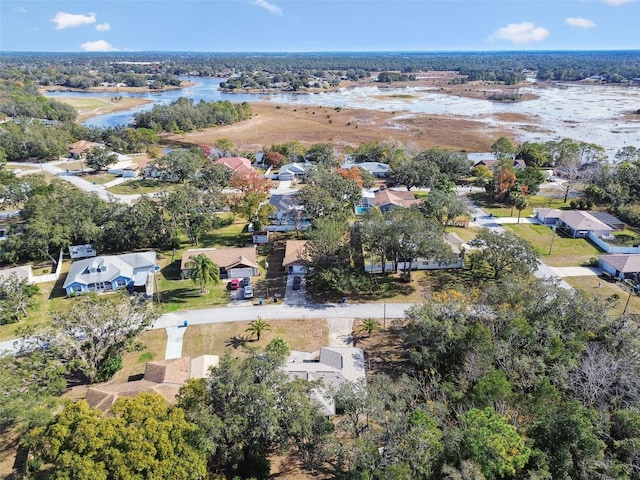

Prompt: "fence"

[588,232,640,254]
[31,249,65,284]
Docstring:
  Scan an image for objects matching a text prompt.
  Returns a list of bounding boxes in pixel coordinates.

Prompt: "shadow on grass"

[160,287,200,304]
[420,267,490,292]
[225,334,253,349]
[160,260,182,281]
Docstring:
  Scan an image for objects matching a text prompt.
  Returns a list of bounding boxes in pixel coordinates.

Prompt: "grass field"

[469,192,569,219]
[565,275,640,316]
[54,96,153,122]
[111,329,168,383]
[182,319,329,359]
[504,223,602,267]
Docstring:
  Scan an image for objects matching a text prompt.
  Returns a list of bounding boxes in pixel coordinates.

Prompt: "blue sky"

[1,0,639,52]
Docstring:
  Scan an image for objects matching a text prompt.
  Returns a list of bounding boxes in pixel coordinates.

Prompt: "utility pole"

[548,225,557,256]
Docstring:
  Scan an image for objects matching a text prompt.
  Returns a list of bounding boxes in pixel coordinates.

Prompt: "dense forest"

[1,51,640,88]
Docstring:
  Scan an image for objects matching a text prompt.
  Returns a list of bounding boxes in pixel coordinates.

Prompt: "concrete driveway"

[285,275,308,305]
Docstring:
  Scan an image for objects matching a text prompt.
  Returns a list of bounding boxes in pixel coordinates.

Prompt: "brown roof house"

[358,188,421,214]
[283,240,309,275]
[86,355,219,412]
[68,140,102,159]
[214,157,254,178]
[181,247,259,280]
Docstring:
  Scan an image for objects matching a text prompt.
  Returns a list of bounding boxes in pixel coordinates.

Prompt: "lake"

[45,76,640,156]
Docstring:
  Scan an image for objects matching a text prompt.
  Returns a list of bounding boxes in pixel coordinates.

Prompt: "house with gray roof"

[282,347,366,416]
[599,254,640,281]
[277,162,314,181]
[341,161,392,178]
[534,209,613,238]
[63,252,157,296]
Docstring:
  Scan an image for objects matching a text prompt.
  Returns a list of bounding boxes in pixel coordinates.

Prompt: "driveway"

[285,275,308,305]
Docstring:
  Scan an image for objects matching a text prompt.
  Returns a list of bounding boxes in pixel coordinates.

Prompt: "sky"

[1,0,639,52]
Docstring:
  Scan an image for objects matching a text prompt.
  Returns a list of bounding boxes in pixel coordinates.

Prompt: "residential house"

[373,188,421,212]
[63,252,157,296]
[278,162,313,181]
[214,156,254,178]
[181,247,260,280]
[341,161,392,178]
[364,232,465,273]
[282,347,366,416]
[283,240,309,275]
[599,254,640,282]
[554,161,603,180]
[268,192,310,231]
[86,355,219,412]
[68,140,102,159]
[534,208,613,238]
[473,158,526,170]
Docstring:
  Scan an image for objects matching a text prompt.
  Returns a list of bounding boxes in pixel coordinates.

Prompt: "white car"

[243,285,254,299]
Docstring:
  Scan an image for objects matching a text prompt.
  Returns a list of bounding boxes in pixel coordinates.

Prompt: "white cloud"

[251,0,283,16]
[488,22,550,44]
[95,23,111,32]
[604,0,636,5]
[566,17,596,28]
[15,6,27,13]
[80,40,117,52]
[51,12,96,30]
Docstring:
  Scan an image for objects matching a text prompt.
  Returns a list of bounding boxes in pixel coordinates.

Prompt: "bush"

[95,354,123,383]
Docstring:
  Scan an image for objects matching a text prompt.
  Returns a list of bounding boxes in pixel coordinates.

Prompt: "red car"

[228,279,240,290]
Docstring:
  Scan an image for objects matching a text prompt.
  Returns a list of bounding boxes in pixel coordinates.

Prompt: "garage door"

[228,267,254,279]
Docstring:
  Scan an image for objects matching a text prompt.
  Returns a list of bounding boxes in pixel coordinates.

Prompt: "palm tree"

[245,317,271,341]
[185,254,220,294]
[514,195,530,224]
[358,318,381,337]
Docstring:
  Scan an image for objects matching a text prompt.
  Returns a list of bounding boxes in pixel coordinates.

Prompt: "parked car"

[241,277,251,287]
[228,279,240,290]
[243,285,254,298]
[292,276,302,290]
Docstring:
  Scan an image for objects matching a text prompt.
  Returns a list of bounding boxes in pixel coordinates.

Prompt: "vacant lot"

[504,223,602,267]
[182,318,329,359]
[565,275,640,316]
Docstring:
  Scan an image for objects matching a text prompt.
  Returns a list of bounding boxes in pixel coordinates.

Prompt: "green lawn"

[610,228,640,247]
[107,179,176,195]
[504,224,602,267]
[447,226,478,243]
[54,96,114,110]
[565,275,640,316]
[85,173,119,185]
[469,192,569,218]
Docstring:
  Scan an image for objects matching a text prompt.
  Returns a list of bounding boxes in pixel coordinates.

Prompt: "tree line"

[3,51,640,88]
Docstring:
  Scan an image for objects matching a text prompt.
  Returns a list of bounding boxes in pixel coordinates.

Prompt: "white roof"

[63,252,156,288]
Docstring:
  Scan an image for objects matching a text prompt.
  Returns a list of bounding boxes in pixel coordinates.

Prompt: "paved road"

[152,302,415,329]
